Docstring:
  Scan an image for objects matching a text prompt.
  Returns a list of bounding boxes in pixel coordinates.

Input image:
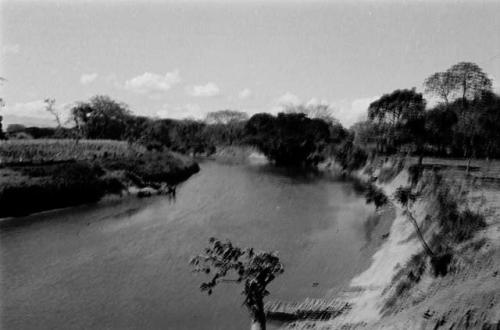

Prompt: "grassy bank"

[0,139,199,218]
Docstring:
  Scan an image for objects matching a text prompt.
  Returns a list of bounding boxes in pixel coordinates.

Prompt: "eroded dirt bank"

[286,158,500,330]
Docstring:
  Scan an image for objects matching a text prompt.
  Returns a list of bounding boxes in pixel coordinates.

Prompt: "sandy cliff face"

[286,159,500,330]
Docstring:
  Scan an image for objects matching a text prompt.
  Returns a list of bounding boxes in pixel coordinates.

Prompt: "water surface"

[1,161,380,330]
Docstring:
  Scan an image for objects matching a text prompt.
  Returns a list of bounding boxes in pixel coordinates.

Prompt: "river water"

[0,161,382,330]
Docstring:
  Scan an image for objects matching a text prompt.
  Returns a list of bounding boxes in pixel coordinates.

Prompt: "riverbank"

[0,139,199,218]
[206,145,268,165]
[285,157,500,329]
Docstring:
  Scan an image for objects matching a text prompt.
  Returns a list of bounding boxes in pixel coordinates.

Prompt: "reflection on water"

[0,161,379,330]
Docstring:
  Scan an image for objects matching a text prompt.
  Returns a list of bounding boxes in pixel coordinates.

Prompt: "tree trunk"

[250,319,265,330]
[404,208,434,257]
[249,299,266,330]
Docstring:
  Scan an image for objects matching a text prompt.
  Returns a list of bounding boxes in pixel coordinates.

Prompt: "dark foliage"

[430,250,453,277]
[435,185,487,243]
[71,95,132,140]
[191,238,284,329]
[352,178,388,209]
[0,162,120,217]
[101,151,200,185]
[245,112,331,167]
[334,135,368,171]
[408,164,423,186]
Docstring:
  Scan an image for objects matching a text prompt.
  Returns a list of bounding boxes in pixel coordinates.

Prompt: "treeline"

[3,96,346,167]
[2,61,499,169]
[354,62,499,162]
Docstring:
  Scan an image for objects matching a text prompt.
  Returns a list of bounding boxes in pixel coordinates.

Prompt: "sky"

[1,0,500,128]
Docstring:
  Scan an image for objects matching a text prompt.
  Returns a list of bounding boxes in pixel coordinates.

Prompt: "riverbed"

[0,161,389,329]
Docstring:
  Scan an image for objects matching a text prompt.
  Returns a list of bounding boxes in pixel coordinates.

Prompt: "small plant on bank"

[394,186,434,258]
[434,183,487,244]
[351,178,388,210]
[407,163,423,187]
[190,238,284,330]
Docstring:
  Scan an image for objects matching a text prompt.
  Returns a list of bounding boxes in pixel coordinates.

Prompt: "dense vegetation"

[0,140,199,217]
[3,62,497,171]
[0,162,122,217]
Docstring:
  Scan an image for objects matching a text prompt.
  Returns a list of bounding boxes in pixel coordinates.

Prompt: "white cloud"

[305,97,331,108]
[238,88,252,99]
[80,73,98,85]
[186,82,221,97]
[124,70,180,94]
[332,97,377,128]
[156,103,204,120]
[1,44,20,55]
[276,92,301,105]
[268,92,375,127]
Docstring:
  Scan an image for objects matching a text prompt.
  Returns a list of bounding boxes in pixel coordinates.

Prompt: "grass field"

[0,139,147,165]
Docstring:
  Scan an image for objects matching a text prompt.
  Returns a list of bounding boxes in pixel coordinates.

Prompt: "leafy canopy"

[190,238,284,316]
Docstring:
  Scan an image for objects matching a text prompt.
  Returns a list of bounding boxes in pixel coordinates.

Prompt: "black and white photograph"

[1,0,499,329]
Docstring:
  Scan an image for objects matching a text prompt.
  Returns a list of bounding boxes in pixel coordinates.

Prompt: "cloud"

[124,70,180,94]
[80,73,98,85]
[238,88,252,99]
[268,92,375,127]
[1,44,20,55]
[156,103,204,120]
[276,92,301,106]
[332,97,377,127]
[186,82,221,97]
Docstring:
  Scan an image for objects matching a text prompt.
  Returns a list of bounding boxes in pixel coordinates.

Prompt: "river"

[0,161,385,330]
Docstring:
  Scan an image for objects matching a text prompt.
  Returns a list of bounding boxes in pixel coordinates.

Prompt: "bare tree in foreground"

[190,238,284,330]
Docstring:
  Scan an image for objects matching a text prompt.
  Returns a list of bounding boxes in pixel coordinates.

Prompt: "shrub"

[335,139,368,172]
[0,162,109,217]
[435,184,486,243]
[408,163,423,186]
[351,178,388,209]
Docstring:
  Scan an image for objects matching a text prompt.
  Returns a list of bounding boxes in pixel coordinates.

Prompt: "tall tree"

[447,62,492,104]
[367,88,426,155]
[424,62,492,106]
[245,112,331,166]
[190,238,284,330]
[423,71,455,104]
[70,95,131,140]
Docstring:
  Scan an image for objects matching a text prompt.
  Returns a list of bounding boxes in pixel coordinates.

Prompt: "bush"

[335,139,368,172]
[435,184,487,243]
[100,151,199,185]
[408,164,423,186]
[0,162,110,217]
[245,112,331,167]
[430,251,453,277]
[382,252,427,314]
[351,178,388,209]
